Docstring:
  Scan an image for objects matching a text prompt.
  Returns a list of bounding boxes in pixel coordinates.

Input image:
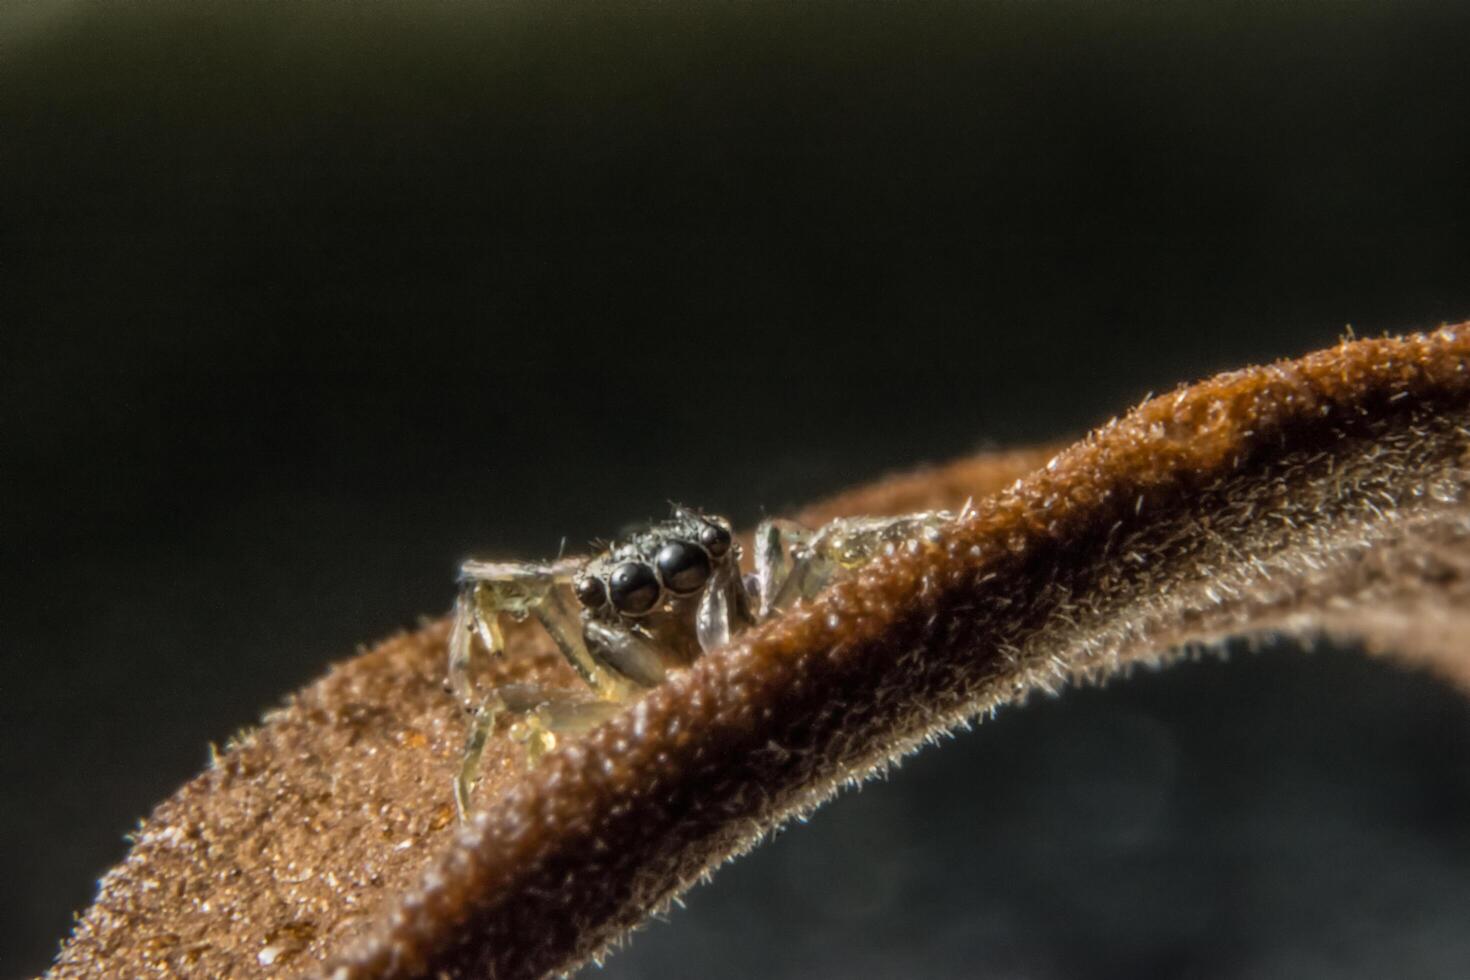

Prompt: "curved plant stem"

[49,327,1470,980]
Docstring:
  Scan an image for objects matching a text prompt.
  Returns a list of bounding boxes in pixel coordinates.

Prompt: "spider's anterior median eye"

[700,522,732,558]
[656,540,712,595]
[608,561,661,615]
[574,575,607,609]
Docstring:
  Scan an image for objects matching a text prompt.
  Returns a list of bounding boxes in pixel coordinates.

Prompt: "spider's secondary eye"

[608,561,661,615]
[700,523,732,558]
[656,540,712,595]
[574,575,607,609]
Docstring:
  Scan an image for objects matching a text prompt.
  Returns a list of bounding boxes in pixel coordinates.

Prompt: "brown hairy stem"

[49,327,1470,979]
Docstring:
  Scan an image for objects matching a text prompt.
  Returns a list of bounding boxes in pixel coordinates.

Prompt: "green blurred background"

[4,1,1470,976]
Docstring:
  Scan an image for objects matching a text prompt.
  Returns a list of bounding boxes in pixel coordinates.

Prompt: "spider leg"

[455,558,627,700]
[454,696,502,821]
[528,584,631,701]
[583,620,673,687]
[448,582,482,709]
[696,562,755,653]
[752,511,954,616]
[451,558,633,818]
[453,682,626,820]
[512,692,626,764]
[752,518,818,617]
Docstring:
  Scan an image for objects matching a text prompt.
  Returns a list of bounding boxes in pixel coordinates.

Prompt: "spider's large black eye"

[656,540,712,595]
[608,561,661,615]
[700,522,732,558]
[574,575,607,609]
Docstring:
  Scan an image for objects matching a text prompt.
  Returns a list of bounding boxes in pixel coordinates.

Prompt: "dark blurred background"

[5,1,1470,977]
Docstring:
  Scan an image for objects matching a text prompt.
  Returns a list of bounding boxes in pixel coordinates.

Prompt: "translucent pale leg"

[451,559,633,819]
[752,511,954,616]
[453,683,626,820]
[752,518,808,617]
[453,559,627,702]
[583,620,670,687]
[448,583,495,709]
[696,563,753,652]
[454,698,501,820]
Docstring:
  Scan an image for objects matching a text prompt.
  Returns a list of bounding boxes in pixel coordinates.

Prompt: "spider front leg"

[452,558,629,702]
[751,511,953,616]
[450,559,634,818]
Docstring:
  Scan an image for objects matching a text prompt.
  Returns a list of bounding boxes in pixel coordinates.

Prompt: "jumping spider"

[449,505,952,817]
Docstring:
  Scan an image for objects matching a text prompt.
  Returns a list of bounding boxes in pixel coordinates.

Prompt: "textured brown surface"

[48,328,1470,980]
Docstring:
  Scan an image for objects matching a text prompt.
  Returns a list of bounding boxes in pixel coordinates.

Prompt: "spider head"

[575,508,737,620]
